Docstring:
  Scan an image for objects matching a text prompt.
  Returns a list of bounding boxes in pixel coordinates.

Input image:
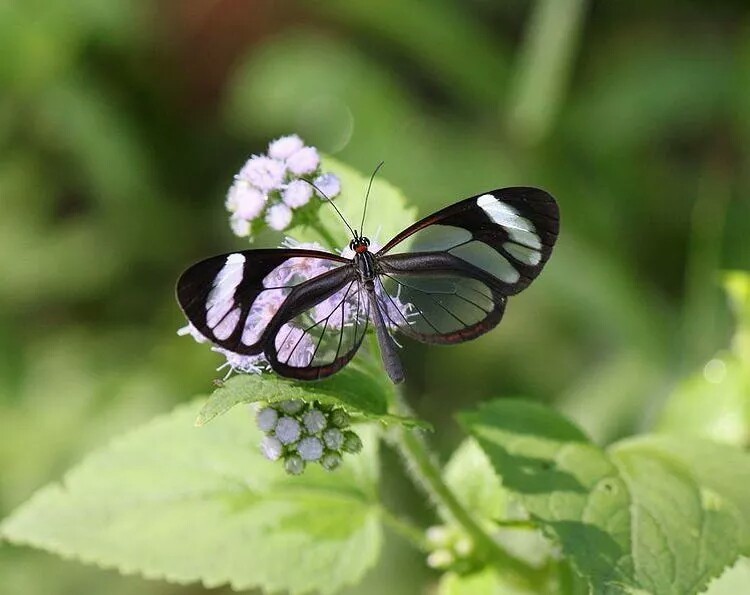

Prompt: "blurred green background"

[1,0,748,593]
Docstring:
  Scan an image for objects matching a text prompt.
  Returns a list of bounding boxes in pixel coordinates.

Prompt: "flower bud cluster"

[424,525,475,571]
[255,399,363,475]
[225,135,341,239]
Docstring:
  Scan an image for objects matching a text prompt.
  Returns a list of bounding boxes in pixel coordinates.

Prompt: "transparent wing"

[377,187,559,296]
[176,249,350,356]
[264,277,371,380]
[375,254,507,345]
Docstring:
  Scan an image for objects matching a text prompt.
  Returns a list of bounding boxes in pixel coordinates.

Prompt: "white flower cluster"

[225,135,341,238]
[424,525,475,571]
[255,399,363,475]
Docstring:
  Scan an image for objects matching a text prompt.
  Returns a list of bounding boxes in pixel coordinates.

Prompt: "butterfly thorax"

[353,247,377,284]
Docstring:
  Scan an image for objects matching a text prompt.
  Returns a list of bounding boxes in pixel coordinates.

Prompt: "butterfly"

[176,178,559,384]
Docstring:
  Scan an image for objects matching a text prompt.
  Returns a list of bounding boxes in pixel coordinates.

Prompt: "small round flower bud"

[297,436,324,461]
[313,173,341,198]
[266,203,293,231]
[455,537,473,557]
[286,146,319,175]
[229,216,251,238]
[322,427,344,450]
[256,407,278,432]
[320,451,342,471]
[260,436,283,461]
[426,525,451,547]
[275,416,301,445]
[279,399,305,414]
[268,134,304,160]
[284,454,305,476]
[238,156,286,192]
[426,549,454,569]
[342,430,363,454]
[329,409,350,428]
[282,179,313,208]
[302,409,327,434]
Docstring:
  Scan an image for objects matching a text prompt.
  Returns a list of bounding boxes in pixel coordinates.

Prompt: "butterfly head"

[349,236,371,254]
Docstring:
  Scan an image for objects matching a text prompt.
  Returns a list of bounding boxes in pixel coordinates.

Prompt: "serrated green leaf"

[196,364,427,429]
[461,399,750,595]
[290,156,417,250]
[1,401,383,595]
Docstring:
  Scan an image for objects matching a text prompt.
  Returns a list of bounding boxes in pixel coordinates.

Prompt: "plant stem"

[505,0,588,146]
[388,390,536,582]
[378,506,429,551]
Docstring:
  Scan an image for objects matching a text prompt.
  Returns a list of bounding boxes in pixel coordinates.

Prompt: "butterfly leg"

[366,282,405,384]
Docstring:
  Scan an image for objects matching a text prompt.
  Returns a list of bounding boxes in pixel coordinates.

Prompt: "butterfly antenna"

[360,161,384,236]
[302,179,357,239]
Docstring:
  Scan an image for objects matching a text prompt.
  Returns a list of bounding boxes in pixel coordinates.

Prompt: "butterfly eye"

[349,240,356,251]
[364,237,370,246]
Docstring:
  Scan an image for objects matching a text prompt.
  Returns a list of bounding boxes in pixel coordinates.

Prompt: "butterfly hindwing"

[262,272,371,380]
[376,252,507,344]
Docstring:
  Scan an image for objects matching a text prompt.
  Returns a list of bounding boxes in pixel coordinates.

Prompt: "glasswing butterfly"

[176,171,559,384]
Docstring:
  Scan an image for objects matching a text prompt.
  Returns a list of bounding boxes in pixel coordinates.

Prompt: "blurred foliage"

[1,0,749,593]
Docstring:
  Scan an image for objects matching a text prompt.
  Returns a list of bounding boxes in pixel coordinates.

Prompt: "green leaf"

[656,352,749,446]
[291,155,418,250]
[1,401,383,595]
[443,438,505,522]
[196,365,427,429]
[461,399,750,595]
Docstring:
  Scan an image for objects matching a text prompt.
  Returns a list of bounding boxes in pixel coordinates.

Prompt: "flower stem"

[389,390,537,583]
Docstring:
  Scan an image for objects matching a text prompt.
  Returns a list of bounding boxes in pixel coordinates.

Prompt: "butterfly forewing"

[378,187,558,296]
[176,249,350,356]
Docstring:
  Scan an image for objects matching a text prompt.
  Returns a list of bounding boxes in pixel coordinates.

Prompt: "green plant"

[2,153,749,595]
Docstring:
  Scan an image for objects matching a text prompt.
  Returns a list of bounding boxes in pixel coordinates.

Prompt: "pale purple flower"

[260,436,283,461]
[238,156,286,192]
[297,436,324,461]
[212,347,265,375]
[256,407,279,432]
[286,146,320,176]
[268,134,304,160]
[229,216,251,238]
[227,181,266,220]
[275,416,302,444]
[266,203,293,231]
[282,179,313,208]
[313,173,341,198]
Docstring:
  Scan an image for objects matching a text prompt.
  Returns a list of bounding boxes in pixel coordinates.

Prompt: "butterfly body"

[177,187,559,383]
